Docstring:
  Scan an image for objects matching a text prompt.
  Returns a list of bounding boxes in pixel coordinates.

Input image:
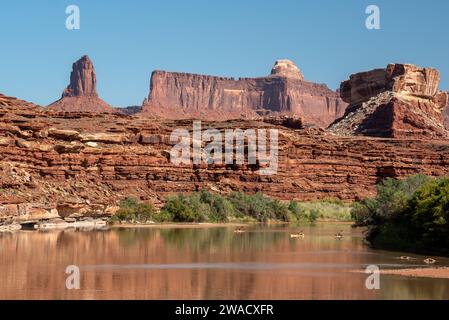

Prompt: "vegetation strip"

[111,191,352,224]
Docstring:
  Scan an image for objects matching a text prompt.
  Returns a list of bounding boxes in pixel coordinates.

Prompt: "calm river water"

[0,223,448,299]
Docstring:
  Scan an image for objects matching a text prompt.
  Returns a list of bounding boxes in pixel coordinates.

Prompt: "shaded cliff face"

[140,60,347,127]
[444,93,449,128]
[330,64,448,138]
[48,55,118,114]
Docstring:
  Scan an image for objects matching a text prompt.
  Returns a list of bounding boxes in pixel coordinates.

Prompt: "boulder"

[48,128,80,140]
[79,132,126,144]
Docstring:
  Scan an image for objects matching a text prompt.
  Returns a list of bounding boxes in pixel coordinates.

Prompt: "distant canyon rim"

[1,55,449,224]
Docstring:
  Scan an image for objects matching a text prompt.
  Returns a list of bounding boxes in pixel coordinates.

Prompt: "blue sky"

[0,0,448,107]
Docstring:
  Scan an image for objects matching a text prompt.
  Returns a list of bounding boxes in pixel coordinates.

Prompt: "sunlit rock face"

[62,55,97,97]
[270,59,304,80]
[140,59,346,127]
[330,64,449,138]
[48,55,118,113]
[2,89,449,224]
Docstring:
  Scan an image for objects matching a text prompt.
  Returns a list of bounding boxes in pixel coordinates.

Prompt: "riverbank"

[111,220,354,228]
[379,267,449,279]
[110,222,248,229]
[110,220,355,230]
[111,191,353,225]
[352,175,449,257]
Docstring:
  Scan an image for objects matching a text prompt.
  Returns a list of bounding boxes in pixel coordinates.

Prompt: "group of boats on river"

[233,227,439,265]
[234,227,345,239]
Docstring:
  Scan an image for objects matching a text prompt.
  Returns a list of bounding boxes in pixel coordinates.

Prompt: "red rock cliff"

[2,91,449,223]
[329,64,448,138]
[140,60,347,127]
[444,92,449,128]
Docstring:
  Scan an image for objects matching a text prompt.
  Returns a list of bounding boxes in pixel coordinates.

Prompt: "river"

[0,223,448,299]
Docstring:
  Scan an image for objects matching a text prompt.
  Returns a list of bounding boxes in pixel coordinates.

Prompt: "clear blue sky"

[0,0,448,107]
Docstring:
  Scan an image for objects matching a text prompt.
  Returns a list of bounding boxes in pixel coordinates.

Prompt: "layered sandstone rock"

[270,59,304,80]
[443,92,449,128]
[119,105,142,115]
[329,64,448,138]
[140,60,347,127]
[48,55,118,113]
[63,55,97,97]
[2,92,449,223]
[0,93,40,109]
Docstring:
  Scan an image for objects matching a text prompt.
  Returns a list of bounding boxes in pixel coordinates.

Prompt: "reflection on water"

[0,224,448,300]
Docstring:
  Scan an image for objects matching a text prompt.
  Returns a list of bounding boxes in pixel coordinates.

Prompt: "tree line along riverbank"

[351,174,449,256]
[110,191,352,224]
[111,174,449,257]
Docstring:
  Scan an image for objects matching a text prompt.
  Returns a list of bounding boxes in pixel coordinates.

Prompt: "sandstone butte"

[1,60,449,224]
[48,55,118,114]
[140,59,347,127]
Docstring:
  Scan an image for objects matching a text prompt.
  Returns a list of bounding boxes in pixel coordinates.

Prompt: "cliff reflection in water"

[0,224,448,300]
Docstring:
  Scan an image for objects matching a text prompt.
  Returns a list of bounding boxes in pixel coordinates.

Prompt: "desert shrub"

[288,200,308,222]
[308,209,319,223]
[198,190,235,222]
[353,174,449,255]
[112,197,156,222]
[321,197,344,206]
[153,209,174,222]
[288,200,351,222]
[267,198,290,222]
[351,201,372,225]
[404,178,449,249]
[116,191,351,225]
[160,194,205,222]
[351,174,429,226]
[228,192,289,222]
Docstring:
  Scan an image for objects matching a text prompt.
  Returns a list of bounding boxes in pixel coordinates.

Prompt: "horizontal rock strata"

[2,93,449,222]
[329,64,449,138]
[140,60,347,127]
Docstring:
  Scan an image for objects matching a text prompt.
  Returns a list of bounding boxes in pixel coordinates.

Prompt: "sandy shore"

[379,267,449,279]
[110,222,249,229]
[109,220,353,229]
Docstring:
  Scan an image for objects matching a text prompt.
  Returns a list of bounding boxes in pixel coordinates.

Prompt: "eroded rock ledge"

[329,64,449,138]
[140,60,347,127]
[2,91,449,223]
[2,62,449,224]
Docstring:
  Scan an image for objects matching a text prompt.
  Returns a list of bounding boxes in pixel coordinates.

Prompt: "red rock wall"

[140,71,346,127]
[2,95,449,221]
[331,64,449,138]
[444,92,449,128]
